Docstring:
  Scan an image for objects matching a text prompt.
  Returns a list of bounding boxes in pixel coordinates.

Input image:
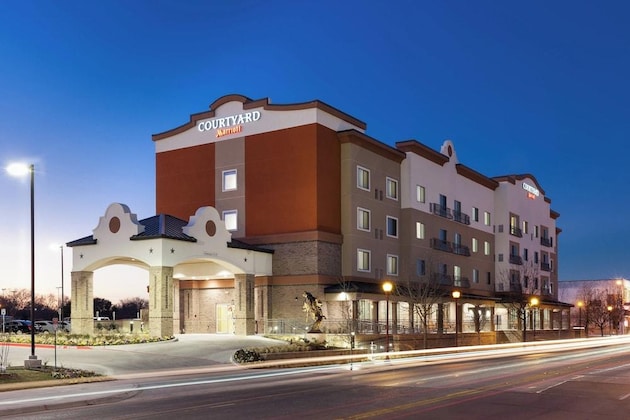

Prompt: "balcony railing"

[541,262,551,272]
[454,276,471,288]
[430,203,453,219]
[431,273,453,286]
[430,238,453,253]
[453,211,470,225]
[453,243,471,256]
[509,254,523,265]
[540,237,552,247]
[509,281,522,293]
[509,226,523,237]
[542,286,553,296]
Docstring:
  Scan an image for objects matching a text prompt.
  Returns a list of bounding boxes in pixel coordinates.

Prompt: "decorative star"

[171,248,175,254]
[149,248,153,253]
[80,253,84,259]
[244,257,247,262]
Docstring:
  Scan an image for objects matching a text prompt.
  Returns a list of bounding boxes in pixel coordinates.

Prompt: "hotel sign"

[522,182,540,199]
[197,111,262,138]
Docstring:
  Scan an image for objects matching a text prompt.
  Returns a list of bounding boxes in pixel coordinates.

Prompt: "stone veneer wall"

[179,287,235,333]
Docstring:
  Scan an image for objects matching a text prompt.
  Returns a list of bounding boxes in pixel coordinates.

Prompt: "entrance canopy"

[66,203,273,336]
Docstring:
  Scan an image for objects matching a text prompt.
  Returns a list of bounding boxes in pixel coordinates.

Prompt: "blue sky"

[1,1,629,302]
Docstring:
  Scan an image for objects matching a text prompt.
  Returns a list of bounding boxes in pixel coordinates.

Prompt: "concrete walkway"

[4,334,286,376]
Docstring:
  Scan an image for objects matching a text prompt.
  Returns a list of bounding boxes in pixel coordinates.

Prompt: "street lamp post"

[530,297,539,341]
[577,300,584,336]
[382,281,393,355]
[7,163,40,367]
[59,245,64,321]
[452,290,461,347]
[607,305,613,335]
[616,279,624,335]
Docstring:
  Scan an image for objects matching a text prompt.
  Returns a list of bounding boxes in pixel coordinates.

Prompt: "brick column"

[148,266,174,337]
[234,273,255,335]
[71,271,94,335]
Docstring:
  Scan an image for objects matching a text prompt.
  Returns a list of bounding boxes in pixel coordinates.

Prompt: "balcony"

[430,238,453,253]
[454,276,471,288]
[542,286,553,296]
[509,226,523,237]
[431,273,453,286]
[453,211,470,225]
[509,281,522,293]
[509,254,523,265]
[430,203,453,219]
[541,262,551,272]
[540,236,552,247]
[453,243,471,256]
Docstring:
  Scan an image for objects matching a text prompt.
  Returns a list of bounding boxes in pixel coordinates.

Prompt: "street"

[2,336,630,419]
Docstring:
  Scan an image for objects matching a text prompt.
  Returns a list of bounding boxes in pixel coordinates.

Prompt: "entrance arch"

[67,203,273,337]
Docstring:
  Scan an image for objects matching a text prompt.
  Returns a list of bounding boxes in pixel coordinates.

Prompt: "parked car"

[34,320,56,333]
[59,321,71,333]
[4,320,33,334]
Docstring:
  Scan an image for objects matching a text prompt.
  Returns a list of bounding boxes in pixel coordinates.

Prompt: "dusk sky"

[1,1,629,303]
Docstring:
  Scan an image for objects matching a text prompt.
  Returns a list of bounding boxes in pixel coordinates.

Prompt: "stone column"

[148,266,174,337]
[372,300,379,333]
[172,277,181,335]
[234,273,255,335]
[391,302,399,334]
[71,271,94,336]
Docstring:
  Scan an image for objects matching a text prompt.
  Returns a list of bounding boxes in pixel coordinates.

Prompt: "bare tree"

[587,289,610,337]
[396,253,445,349]
[497,261,540,342]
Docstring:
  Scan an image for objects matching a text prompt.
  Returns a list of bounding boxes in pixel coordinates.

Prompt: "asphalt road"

[4,334,286,375]
[2,337,630,419]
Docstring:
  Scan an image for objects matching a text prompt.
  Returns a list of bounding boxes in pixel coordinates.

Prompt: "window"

[484,241,491,255]
[486,272,491,285]
[386,216,398,238]
[357,207,371,231]
[416,185,425,203]
[386,177,398,200]
[472,207,479,222]
[222,210,238,231]
[473,269,479,283]
[387,254,399,276]
[472,238,478,253]
[357,166,370,191]
[357,249,371,272]
[484,211,491,226]
[522,220,528,235]
[416,222,425,239]
[535,225,539,238]
[523,248,529,261]
[416,259,426,276]
[222,169,237,191]
[534,251,539,264]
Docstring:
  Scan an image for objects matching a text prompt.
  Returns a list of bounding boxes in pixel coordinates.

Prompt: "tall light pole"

[59,245,64,321]
[530,297,539,341]
[7,163,39,366]
[577,300,584,334]
[382,281,393,355]
[616,279,624,335]
[452,290,461,347]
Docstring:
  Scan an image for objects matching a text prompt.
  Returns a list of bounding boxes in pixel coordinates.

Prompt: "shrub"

[233,348,263,363]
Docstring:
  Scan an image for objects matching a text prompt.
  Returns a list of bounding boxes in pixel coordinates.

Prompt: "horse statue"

[302,291,326,333]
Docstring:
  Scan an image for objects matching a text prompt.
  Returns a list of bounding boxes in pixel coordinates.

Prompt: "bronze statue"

[302,291,326,333]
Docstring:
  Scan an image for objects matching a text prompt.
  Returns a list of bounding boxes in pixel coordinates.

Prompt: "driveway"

[4,334,286,376]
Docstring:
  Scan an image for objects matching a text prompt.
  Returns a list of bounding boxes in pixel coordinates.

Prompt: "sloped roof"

[67,212,274,256]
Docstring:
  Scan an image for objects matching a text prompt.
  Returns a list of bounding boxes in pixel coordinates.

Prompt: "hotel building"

[67,94,568,342]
